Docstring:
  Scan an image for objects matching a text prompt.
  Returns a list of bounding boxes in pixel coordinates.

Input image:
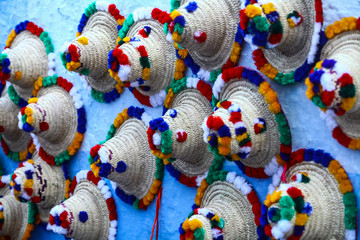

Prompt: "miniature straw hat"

[180,171,265,239]
[60,1,125,103]
[0,86,33,162]
[261,148,356,239]
[0,20,55,99]
[205,67,292,178]
[18,75,86,165]
[47,170,118,240]
[9,151,68,224]
[148,77,215,187]
[0,175,37,240]
[242,0,324,85]
[89,106,164,209]
[305,17,360,150]
[167,0,241,72]
[108,7,177,107]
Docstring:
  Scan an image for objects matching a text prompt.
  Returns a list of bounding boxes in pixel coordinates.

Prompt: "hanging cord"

[281,162,288,183]
[150,186,163,240]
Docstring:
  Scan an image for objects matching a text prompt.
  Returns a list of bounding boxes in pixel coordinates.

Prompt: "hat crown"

[0,195,28,237]
[2,31,48,91]
[0,94,19,135]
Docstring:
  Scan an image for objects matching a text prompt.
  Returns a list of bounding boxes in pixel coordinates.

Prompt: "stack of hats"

[0,174,38,240]
[147,77,214,187]
[204,67,292,178]
[89,106,164,209]
[108,7,177,107]
[261,149,357,239]
[47,170,118,240]
[167,0,242,78]
[242,0,324,85]
[305,16,360,150]
[18,75,86,165]
[180,171,265,239]
[9,151,70,225]
[60,1,125,103]
[0,21,56,161]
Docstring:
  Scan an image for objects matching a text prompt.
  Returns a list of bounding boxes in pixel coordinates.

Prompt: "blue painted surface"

[0,0,359,239]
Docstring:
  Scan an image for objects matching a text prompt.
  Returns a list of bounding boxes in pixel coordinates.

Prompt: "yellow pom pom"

[28,98,38,104]
[26,116,34,125]
[24,107,33,116]
[182,218,191,231]
[269,102,281,114]
[123,37,130,43]
[325,26,335,39]
[218,146,231,155]
[153,179,162,188]
[19,150,27,161]
[245,5,262,18]
[76,32,81,38]
[174,71,184,81]
[116,82,124,93]
[270,190,282,203]
[116,36,121,44]
[24,179,34,189]
[175,59,186,72]
[315,61,323,70]
[211,214,220,222]
[236,133,248,143]
[77,36,88,45]
[218,137,231,146]
[90,164,100,177]
[172,32,181,42]
[177,49,188,59]
[142,67,150,80]
[70,61,81,70]
[170,10,181,20]
[27,159,34,165]
[341,97,356,111]
[295,213,309,226]
[328,160,341,175]
[67,146,76,156]
[264,193,272,207]
[189,219,203,231]
[230,154,241,161]
[117,18,125,26]
[259,81,271,95]
[287,19,296,28]
[75,132,84,142]
[14,71,22,80]
[264,89,278,104]
[262,3,276,14]
[305,77,315,100]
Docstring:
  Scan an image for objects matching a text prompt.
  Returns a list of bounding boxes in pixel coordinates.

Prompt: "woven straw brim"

[71,11,119,93]
[14,152,66,210]
[0,195,29,240]
[283,162,345,239]
[177,0,240,71]
[190,181,257,239]
[103,118,156,199]
[62,179,110,240]
[120,19,176,96]
[320,31,360,139]
[217,79,280,168]
[30,86,78,156]
[163,89,213,176]
[5,31,48,92]
[0,93,31,153]
[261,0,316,73]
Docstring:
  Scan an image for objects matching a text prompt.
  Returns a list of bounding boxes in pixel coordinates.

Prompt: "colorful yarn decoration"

[242,3,283,49]
[147,77,213,187]
[179,208,224,240]
[254,118,267,135]
[7,85,28,108]
[260,149,357,240]
[9,159,36,203]
[18,75,86,165]
[287,10,304,28]
[0,135,35,162]
[107,7,172,107]
[305,59,356,116]
[23,202,40,240]
[59,2,125,104]
[245,0,324,84]
[2,20,56,80]
[0,202,3,232]
[176,129,187,142]
[88,107,164,210]
[210,67,292,178]
[306,16,360,150]
[168,1,244,83]
[194,171,266,239]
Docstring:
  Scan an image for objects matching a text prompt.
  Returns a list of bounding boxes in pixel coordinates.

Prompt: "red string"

[281,163,288,183]
[150,187,163,240]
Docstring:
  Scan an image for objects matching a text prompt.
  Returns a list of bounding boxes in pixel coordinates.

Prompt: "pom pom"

[115,161,127,173]
[78,211,88,223]
[194,30,207,43]
[176,129,188,142]
[185,2,198,13]
[39,122,49,131]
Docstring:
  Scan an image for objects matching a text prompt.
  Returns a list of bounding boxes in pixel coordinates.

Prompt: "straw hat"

[205,67,292,178]
[47,170,118,240]
[261,148,356,239]
[167,0,241,72]
[9,151,69,220]
[242,0,324,85]
[0,175,37,240]
[108,7,177,107]
[89,106,164,209]
[180,171,265,239]
[60,1,125,103]
[305,17,360,150]
[0,85,34,162]
[147,77,215,187]
[0,20,55,99]
[18,75,86,165]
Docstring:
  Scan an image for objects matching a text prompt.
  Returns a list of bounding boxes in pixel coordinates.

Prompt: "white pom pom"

[195,171,208,187]
[197,68,210,82]
[201,118,210,143]
[152,133,161,146]
[149,90,166,107]
[76,170,89,181]
[97,179,106,189]
[166,32,174,43]
[103,191,112,199]
[307,22,321,64]
[278,219,292,233]
[110,220,118,228]
[213,75,225,99]
[345,229,356,240]
[226,172,237,184]
[98,147,110,163]
[118,65,131,82]
[271,225,285,239]
[109,227,117,236]
[101,185,110,194]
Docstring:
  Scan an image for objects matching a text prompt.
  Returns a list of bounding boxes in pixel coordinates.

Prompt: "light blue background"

[0,0,359,239]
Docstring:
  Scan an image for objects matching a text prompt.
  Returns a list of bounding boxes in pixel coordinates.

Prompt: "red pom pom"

[287,187,303,198]
[268,33,282,45]
[87,171,94,181]
[21,107,26,115]
[240,9,249,30]
[197,80,212,101]
[339,73,353,87]
[220,100,232,109]
[333,126,352,147]
[137,46,148,57]
[31,196,42,203]
[229,112,242,124]
[321,91,335,106]
[1,139,9,155]
[264,225,272,236]
[61,220,70,229]
[151,8,162,20]
[108,4,116,12]
[90,145,101,158]
[176,130,187,142]
[109,211,117,221]
[209,116,224,131]
[281,144,292,155]
[39,122,49,131]
[252,202,261,215]
[68,44,77,54]
[247,190,259,204]
[24,188,33,196]
[168,21,175,34]
[357,17,360,31]
[112,48,122,57]
[36,27,43,37]
[59,211,68,221]
[185,231,194,239]
[117,53,130,65]
[194,30,207,44]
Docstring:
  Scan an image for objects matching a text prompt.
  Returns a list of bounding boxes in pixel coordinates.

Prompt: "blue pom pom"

[179,225,185,234]
[158,120,169,132]
[115,161,127,173]
[294,62,310,83]
[66,53,72,62]
[191,204,198,210]
[3,68,11,75]
[14,184,21,191]
[2,58,10,68]
[267,11,279,22]
[322,59,337,69]
[23,123,34,132]
[259,215,267,227]
[117,25,122,31]
[207,133,218,148]
[217,125,231,138]
[321,152,332,167]
[169,109,177,118]
[166,164,180,180]
[279,152,290,162]
[313,149,324,163]
[78,211,88,223]
[18,98,28,108]
[235,127,247,136]
[185,2,198,13]
[257,226,266,237]
[55,216,61,226]
[174,15,186,27]
[303,149,314,161]
[293,225,305,236]
[99,162,112,177]
[309,69,324,84]
[25,170,33,179]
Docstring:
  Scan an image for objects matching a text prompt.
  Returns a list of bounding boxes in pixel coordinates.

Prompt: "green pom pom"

[340,84,356,98]
[343,192,356,206]
[155,157,165,180]
[139,57,150,69]
[163,23,169,35]
[161,130,173,154]
[133,199,140,209]
[174,23,184,35]
[170,0,181,11]
[187,210,194,219]
[275,113,292,145]
[91,89,105,103]
[293,196,305,213]
[0,54,8,62]
[210,69,222,83]
[80,68,90,76]
[271,21,283,34]
[60,52,67,68]
[312,95,326,109]
[345,206,357,229]
[280,208,295,221]
[88,155,95,164]
[194,227,205,239]
[279,196,295,208]
[253,16,270,32]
